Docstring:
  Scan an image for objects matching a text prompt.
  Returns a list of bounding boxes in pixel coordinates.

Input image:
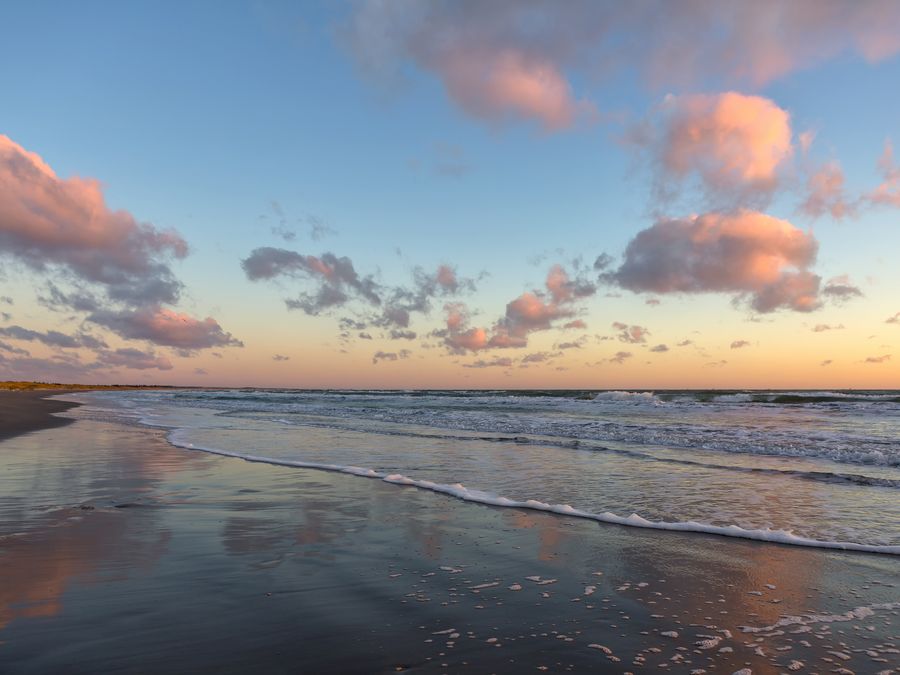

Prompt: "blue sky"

[1,1,899,387]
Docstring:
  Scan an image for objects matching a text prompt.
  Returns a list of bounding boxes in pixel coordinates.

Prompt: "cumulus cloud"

[442,265,594,352]
[0,325,107,349]
[502,292,569,335]
[812,323,845,332]
[97,347,173,371]
[89,307,242,349]
[801,161,856,219]
[0,135,188,306]
[242,247,381,314]
[462,357,514,369]
[563,319,587,330]
[730,340,751,349]
[677,339,693,347]
[0,135,238,354]
[886,312,900,324]
[244,250,475,337]
[272,354,290,361]
[636,92,793,205]
[606,350,633,364]
[608,210,821,313]
[798,140,900,218]
[346,3,598,130]
[0,344,172,378]
[521,351,555,364]
[372,349,411,365]
[865,354,891,364]
[866,139,900,207]
[822,276,863,302]
[593,254,615,272]
[650,343,669,352]
[375,264,476,329]
[820,359,833,366]
[612,322,649,344]
[346,2,900,130]
[556,338,585,350]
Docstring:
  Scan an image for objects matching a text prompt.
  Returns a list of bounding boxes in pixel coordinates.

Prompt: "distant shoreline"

[0,381,183,391]
[2,381,895,394]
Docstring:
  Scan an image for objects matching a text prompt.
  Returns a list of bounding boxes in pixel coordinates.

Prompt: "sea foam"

[166,429,900,556]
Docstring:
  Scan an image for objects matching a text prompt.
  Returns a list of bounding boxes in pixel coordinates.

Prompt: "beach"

[0,389,80,442]
[0,391,897,673]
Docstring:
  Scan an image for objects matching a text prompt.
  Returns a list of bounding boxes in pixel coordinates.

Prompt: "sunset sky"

[2,0,899,388]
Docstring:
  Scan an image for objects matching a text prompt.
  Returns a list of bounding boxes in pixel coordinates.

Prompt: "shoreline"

[0,389,82,442]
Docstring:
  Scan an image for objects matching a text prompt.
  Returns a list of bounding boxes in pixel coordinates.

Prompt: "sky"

[1,0,899,389]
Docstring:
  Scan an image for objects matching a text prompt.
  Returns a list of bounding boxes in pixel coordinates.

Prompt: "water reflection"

[0,423,197,629]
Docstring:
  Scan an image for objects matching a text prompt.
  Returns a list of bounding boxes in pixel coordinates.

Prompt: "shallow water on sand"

[2,419,898,674]
[59,389,900,552]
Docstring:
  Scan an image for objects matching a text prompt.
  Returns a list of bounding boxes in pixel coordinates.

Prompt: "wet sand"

[0,390,80,441]
[0,405,898,673]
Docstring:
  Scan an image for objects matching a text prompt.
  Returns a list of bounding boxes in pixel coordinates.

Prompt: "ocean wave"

[57,390,900,467]
[589,391,663,404]
[169,388,900,405]
[165,429,900,556]
[266,415,900,488]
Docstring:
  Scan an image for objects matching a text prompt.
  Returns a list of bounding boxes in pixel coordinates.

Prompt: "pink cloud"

[435,264,458,291]
[610,210,821,313]
[504,292,570,333]
[442,265,594,352]
[801,161,856,219]
[612,322,649,344]
[347,2,900,128]
[866,139,900,207]
[90,307,242,350]
[440,49,595,131]
[0,135,187,305]
[0,135,240,352]
[641,93,793,203]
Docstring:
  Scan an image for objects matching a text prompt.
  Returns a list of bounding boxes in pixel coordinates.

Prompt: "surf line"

[167,430,900,556]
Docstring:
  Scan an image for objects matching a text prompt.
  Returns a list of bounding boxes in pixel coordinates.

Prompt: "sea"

[59,389,900,554]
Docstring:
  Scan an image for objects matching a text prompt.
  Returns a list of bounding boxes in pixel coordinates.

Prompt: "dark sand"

[0,398,897,674]
[0,390,79,441]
